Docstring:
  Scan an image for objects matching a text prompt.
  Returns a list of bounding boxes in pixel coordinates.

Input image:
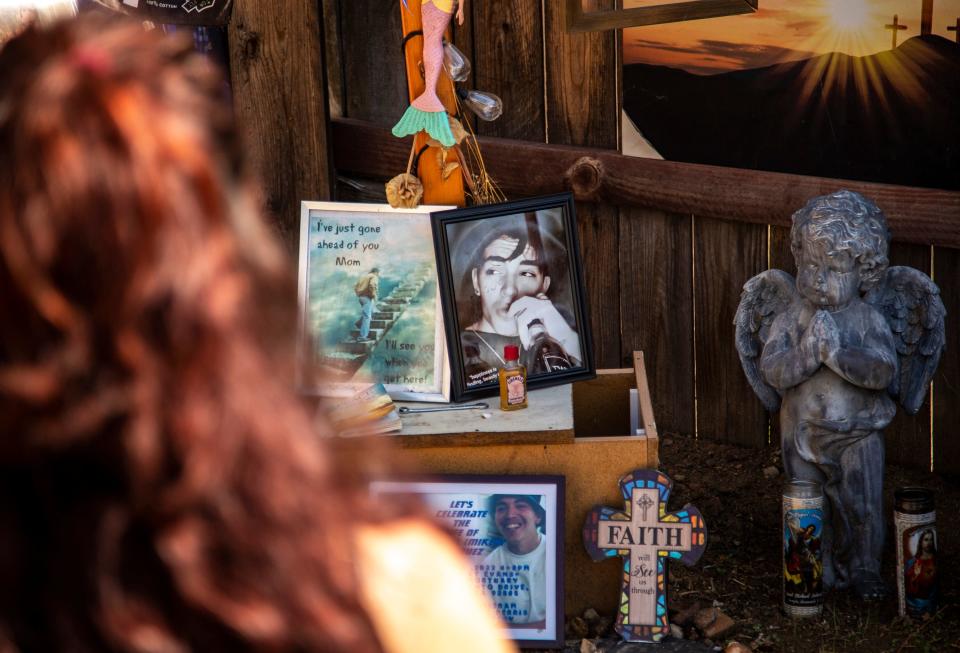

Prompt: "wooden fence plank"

[933,247,960,475]
[228,0,331,247]
[470,0,545,141]
[884,243,933,470]
[543,0,618,149]
[338,0,406,125]
[768,225,794,274]
[542,0,619,369]
[620,208,695,435]
[577,203,621,370]
[330,119,960,248]
[322,0,343,118]
[694,217,768,446]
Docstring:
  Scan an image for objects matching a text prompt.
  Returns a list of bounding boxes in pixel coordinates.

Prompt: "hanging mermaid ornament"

[392,0,465,148]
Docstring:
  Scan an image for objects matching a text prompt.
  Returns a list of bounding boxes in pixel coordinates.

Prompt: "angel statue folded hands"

[735,191,945,600]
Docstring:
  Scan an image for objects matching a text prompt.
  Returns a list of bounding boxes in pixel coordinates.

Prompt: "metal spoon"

[398,402,489,414]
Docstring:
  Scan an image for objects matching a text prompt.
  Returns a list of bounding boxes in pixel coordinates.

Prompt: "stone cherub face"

[795,235,860,310]
[789,196,890,312]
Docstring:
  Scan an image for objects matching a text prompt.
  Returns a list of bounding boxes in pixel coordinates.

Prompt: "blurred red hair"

[0,13,402,652]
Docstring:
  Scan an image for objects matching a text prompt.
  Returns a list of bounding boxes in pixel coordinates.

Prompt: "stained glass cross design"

[583,469,708,643]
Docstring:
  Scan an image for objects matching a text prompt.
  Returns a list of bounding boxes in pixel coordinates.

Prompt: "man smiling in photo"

[479,494,547,628]
[457,212,580,388]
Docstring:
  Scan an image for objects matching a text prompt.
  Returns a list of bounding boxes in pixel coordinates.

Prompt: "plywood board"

[397,436,658,617]
[395,385,575,448]
[571,369,633,438]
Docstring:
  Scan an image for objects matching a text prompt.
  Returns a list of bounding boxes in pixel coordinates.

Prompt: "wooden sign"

[583,469,707,642]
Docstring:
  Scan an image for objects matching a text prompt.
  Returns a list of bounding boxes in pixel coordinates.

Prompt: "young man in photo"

[478,494,548,628]
[458,212,580,387]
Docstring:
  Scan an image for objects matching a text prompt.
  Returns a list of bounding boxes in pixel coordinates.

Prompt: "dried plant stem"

[405,139,416,175]
[454,97,505,205]
[454,146,478,196]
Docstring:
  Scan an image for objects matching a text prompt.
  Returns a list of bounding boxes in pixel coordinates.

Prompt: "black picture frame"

[431,193,595,402]
[372,474,566,649]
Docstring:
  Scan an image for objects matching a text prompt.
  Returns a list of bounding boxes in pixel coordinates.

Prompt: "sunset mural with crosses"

[622,0,960,188]
[624,0,960,71]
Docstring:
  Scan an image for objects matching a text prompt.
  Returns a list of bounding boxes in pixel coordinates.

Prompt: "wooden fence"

[227,0,960,474]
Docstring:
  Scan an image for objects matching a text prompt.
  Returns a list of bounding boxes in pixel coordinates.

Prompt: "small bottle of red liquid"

[498,344,527,411]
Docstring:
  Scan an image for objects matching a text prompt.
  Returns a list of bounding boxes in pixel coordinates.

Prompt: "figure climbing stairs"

[318,262,433,379]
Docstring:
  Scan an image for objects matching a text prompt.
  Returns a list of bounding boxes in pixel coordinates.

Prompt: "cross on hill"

[921,0,933,35]
[949,18,960,43]
[886,14,908,49]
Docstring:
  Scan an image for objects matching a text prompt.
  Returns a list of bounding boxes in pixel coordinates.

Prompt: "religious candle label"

[782,496,824,615]
[583,470,707,643]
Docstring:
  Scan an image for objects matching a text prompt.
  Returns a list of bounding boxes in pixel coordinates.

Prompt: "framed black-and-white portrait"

[432,193,595,402]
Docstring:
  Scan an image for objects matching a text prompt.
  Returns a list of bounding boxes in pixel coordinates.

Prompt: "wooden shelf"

[394,385,575,448]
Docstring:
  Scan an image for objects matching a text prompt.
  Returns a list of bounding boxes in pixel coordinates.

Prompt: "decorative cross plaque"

[583,469,708,642]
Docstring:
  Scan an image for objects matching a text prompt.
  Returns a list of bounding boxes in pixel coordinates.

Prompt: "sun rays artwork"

[622,0,960,189]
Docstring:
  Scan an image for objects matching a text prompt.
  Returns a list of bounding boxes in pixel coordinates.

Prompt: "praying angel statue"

[735,190,945,600]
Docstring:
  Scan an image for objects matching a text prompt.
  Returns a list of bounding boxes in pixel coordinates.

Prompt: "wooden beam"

[331,118,960,249]
[564,0,756,33]
[228,0,332,248]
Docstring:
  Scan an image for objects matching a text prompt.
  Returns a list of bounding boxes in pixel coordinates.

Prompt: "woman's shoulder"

[355,519,516,653]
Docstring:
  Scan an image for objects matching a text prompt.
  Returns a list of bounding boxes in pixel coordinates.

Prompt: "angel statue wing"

[734,269,800,413]
[865,266,946,415]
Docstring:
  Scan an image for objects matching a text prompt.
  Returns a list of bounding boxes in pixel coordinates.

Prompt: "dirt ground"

[654,432,959,653]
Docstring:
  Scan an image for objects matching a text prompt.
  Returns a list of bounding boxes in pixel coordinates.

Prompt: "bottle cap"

[895,487,934,514]
[504,344,519,361]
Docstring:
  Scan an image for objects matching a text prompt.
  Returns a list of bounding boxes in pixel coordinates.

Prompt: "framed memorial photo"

[432,193,595,402]
[298,202,452,402]
[372,475,565,648]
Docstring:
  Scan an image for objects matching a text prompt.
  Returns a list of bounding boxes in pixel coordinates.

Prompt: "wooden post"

[885,14,908,49]
[921,0,933,35]
[228,0,332,248]
[398,1,466,206]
